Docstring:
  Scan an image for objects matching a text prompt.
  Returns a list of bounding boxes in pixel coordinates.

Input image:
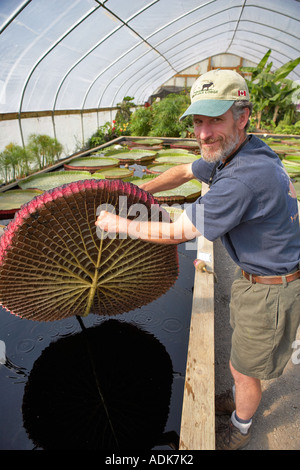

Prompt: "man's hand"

[95,210,129,236]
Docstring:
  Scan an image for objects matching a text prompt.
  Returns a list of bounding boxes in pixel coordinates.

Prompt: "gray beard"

[200,132,240,163]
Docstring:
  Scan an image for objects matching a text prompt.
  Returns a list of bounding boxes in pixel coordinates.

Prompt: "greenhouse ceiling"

[0,0,300,115]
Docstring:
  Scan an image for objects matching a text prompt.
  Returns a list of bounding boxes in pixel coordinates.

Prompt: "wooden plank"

[179,183,215,450]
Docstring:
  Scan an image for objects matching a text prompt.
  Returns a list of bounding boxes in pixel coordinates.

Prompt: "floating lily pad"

[154,154,198,165]
[146,164,178,174]
[157,149,192,155]
[127,175,202,204]
[281,139,300,145]
[64,156,119,172]
[0,189,43,218]
[270,145,300,154]
[102,149,157,164]
[283,161,300,177]
[283,154,300,163]
[18,171,93,191]
[170,141,199,150]
[292,179,300,200]
[132,139,164,146]
[0,179,178,321]
[154,180,202,203]
[94,167,135,179]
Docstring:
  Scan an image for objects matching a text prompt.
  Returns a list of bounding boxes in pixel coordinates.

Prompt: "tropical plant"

[115,96,135,128]
[0,143,33,183]
[149,93,193,137]
[129,106,153,136]
[241,50,300,129]
[27,134,63,170]
[129,93,193,138]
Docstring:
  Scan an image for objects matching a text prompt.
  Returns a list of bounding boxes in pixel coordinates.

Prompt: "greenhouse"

[0,0,299,451]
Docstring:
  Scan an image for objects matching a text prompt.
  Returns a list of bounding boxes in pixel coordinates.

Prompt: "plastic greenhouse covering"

[1,0,300,113]
[0,0,300,153]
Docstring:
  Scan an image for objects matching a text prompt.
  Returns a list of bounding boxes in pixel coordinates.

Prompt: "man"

[96,69,300,450]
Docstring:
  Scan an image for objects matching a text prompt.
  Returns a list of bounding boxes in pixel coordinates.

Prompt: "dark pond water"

[0,160,198,450]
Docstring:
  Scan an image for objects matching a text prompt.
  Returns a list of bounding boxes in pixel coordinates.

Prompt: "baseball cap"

[180,69,250,120]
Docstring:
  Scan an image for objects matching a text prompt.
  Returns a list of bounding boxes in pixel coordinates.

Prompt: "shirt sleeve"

[185,176,255,241]
[191,158,215,184]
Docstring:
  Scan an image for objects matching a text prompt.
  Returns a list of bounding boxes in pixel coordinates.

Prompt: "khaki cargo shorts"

[229,270,300,380]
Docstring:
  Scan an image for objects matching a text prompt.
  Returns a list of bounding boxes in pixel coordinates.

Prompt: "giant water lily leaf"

[132,139,164,146]
[0,189,43,217]
[64,156,119,172]
[18,171,93,190]
[102,149,157,163]
[154,180,202,203]
[284,154,300,164]
[128,175,202,204]
[146,164,178,174]
[170,141,199,150]
[157,149,192,155]
[154,154,198,165]
[270,144,300,154]
[0,179,178,321]
[94,167,134,179]
[283,161,300,177]
[293,179,300,200]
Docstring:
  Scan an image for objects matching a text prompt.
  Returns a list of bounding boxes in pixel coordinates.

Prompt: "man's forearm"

[140,163,194,193]
[96,210,200,245]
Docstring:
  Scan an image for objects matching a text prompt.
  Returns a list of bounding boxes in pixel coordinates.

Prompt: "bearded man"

[96,69,300,450]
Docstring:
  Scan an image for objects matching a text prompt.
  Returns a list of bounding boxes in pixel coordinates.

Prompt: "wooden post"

[179,183,215,450]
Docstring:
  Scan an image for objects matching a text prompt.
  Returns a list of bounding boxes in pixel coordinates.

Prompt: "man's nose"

[195,123,213,141]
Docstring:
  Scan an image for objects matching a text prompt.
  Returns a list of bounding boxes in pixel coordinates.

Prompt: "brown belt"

[242,270,300,285]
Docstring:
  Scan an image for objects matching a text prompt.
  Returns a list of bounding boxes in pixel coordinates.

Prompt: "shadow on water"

[0,244,196,450]
[22,318,176,450]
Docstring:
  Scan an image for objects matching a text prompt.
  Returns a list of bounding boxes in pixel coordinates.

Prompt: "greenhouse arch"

[0,0,299,153]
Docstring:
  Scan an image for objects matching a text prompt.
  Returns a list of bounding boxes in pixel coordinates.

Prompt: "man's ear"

[238,107,250,130]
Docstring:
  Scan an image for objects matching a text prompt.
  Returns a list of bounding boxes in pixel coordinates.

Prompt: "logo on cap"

[238,90,247,97]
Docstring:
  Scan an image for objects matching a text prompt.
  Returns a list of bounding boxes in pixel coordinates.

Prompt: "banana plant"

[241,50,300,129]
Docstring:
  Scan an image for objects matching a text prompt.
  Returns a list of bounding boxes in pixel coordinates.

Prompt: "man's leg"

[229,360,261,420]
[216,361,261,450]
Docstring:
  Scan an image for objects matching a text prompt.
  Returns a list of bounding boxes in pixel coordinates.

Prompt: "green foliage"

[241,50,300,130]
[86,96,135,149]
[129,107,153,136]
[0,143,33,183]
[0,135,63,185]
[129,93,193,138]
[27,134,63,170]
[150,93,192,137]
[87,122,118,148]
[115,96,135,128]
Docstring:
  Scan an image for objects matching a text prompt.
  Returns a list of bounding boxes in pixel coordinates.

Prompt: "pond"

[0,151,198,450]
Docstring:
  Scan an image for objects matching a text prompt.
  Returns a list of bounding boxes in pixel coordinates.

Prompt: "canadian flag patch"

[238,90,247,97]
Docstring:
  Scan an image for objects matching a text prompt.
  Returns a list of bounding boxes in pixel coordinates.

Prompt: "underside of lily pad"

[0,179,178,321]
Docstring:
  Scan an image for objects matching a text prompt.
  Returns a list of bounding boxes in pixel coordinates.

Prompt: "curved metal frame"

[1,0,299,147]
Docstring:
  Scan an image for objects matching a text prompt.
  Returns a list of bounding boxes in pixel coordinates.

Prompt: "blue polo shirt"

[186,135,300,275]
